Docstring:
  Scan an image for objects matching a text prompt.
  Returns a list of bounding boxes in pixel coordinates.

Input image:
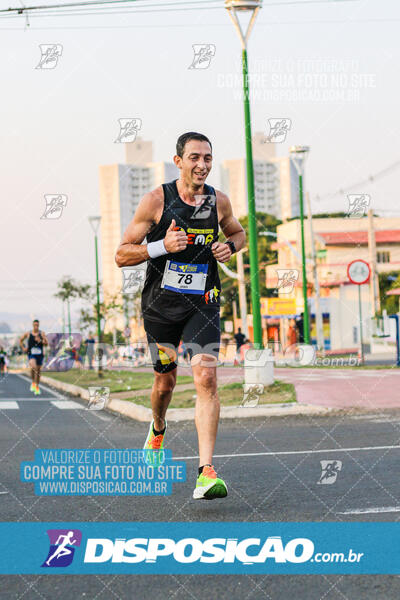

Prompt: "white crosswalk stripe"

[0,401,19,409]
[50,400,84,409]
[0,400,84,410]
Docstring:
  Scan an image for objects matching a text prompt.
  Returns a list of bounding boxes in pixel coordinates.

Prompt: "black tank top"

[28,332,43,355]
[141,179,221,323]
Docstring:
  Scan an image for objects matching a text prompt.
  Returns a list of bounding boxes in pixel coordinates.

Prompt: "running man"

[45,531,77,566]
[0,345,7,380]
[20,320,48,395]
[116,132,246,499]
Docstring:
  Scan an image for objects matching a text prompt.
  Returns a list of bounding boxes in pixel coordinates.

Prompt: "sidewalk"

[39,375,331,422]
[205,365,400,410]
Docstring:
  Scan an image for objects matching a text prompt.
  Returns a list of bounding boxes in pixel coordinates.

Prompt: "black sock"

[198,464,212,476]
[153,423,166,436]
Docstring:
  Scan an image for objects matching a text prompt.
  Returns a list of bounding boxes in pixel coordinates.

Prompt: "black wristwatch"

[225,240,236,255]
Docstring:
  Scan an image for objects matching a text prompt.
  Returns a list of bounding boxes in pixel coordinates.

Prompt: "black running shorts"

[143,307,220,373]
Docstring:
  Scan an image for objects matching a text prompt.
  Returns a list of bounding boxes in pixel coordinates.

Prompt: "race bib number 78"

[161,260,208,295]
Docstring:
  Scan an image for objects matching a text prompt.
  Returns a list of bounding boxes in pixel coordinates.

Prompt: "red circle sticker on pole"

[347,259,371,285]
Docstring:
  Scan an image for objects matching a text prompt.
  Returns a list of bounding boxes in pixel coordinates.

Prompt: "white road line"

[174,445,400,460]
[337,507,400,515]
[0,402,19,409]
[50,400,84,409]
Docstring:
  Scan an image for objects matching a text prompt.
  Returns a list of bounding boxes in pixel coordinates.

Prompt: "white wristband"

[147,239,168,259]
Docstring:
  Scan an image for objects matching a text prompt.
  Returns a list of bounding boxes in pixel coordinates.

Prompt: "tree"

[219,212,281,321]
[378,271,400,314]
[54,277,91,337]
[78,292,123,337]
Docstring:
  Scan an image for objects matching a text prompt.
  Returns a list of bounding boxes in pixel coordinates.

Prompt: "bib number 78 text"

[177,273,193,284]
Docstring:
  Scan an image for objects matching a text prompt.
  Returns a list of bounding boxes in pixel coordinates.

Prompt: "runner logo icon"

[317,460,342,485]
[42,529,82,567]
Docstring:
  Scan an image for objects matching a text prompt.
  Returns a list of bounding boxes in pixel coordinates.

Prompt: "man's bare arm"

[212,191,246,263]
[115,188,188,267]
[115,192,159,267]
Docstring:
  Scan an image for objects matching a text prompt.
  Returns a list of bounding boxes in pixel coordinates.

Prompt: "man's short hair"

[33,319,39,324]
[176,132,212,158]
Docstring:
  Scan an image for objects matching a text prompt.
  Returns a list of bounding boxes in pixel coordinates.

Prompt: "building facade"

[266,216,400,351]
[220,131,299,220]
[99,140,179,336]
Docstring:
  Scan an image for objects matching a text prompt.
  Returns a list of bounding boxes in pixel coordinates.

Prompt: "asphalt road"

[1,373,400,599]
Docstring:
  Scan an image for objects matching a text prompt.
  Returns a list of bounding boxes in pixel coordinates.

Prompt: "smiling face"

[174,139,212,188]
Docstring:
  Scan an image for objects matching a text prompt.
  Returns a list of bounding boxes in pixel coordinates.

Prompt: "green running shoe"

[193,465,228,500]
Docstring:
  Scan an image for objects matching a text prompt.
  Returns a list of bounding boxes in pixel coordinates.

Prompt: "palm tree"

[54,277,91,339]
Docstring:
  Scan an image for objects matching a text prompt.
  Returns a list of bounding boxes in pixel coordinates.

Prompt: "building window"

[377,251,390,264]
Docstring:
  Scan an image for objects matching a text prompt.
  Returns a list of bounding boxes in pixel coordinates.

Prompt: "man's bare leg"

[28,359,36,383]
[192,354,219,467]
[150,369,177,431]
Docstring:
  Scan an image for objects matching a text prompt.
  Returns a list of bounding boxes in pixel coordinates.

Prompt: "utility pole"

[62,301,66,337]
[232,300,238,329]
[306,192,324,352]
[368,208,381,317]
[290,146,311,344]
[219,256,249,338]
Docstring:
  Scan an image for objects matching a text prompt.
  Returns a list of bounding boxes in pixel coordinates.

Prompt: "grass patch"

[44,369,193,393]
[132,379,295,409]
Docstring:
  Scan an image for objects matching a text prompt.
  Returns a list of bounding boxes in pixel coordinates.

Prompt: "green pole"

[94,233,103,377]
[358,284,364,363]
[242,47,262,349]
[62,301,66,337]
[299,173,310,344]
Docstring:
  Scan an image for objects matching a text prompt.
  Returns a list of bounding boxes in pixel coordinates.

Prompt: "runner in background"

[0,345,7,380]
[19,320,48,395]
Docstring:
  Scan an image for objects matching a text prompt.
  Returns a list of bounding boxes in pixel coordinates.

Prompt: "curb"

[40,376,333,421]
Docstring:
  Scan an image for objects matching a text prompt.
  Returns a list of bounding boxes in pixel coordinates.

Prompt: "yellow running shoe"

[193,465,228,500]
[30,383,35,392]
[143,420,167,466]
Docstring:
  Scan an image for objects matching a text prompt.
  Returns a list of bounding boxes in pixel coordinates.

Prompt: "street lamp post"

[88,216,102,377]
[290,146,310,344]
[225,0,263,349]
